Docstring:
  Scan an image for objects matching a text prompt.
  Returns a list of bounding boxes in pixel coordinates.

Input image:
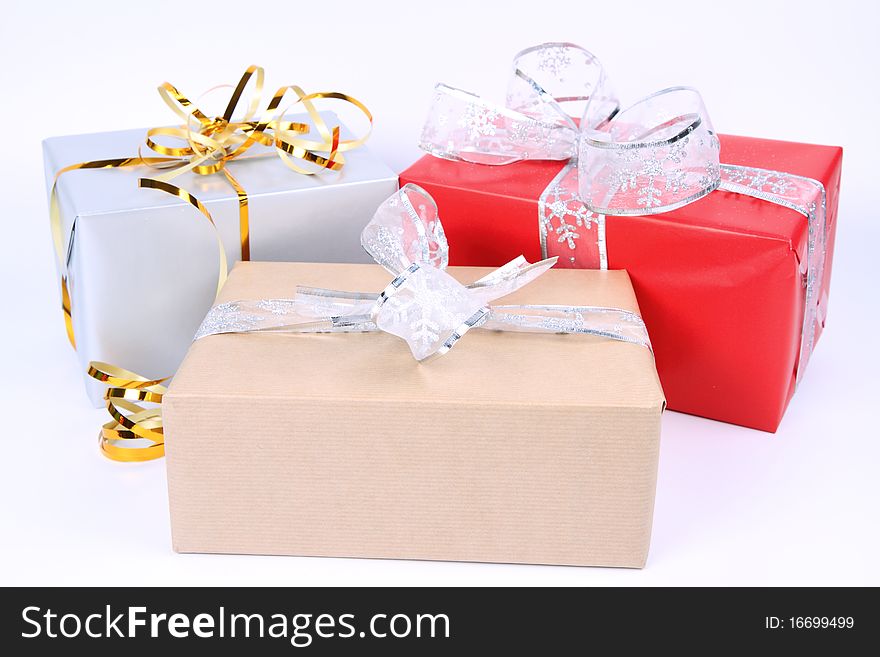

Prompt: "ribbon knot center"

[372,264,488,361]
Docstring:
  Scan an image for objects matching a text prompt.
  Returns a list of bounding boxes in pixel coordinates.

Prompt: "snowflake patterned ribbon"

[418,42,828,382]
[195,185,651,360]
[419,44,722,213]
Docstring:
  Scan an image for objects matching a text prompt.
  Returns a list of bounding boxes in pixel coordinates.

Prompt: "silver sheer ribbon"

[195,184,651,361]
[418,42,827,382]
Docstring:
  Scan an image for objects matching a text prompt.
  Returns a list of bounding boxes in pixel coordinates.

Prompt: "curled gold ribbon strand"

[222,169,250,261]
[138,178,229,297]
[87,362,168,462]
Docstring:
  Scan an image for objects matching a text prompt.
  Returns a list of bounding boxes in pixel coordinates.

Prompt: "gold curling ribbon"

[50,65,373,348]
[50,67,372,461]
[87,362,168,462]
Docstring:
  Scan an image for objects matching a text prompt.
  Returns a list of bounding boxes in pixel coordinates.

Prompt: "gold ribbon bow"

[50,65,373,349]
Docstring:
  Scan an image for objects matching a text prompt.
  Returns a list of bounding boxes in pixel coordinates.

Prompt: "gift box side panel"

[246,173,398,263]
[69,206,222,405]
[718,135,843,351]
[42,137,79,260]
[43,139,96,400]
[815,146,842,345]
[606,216,802,432]
[164,394,661,568]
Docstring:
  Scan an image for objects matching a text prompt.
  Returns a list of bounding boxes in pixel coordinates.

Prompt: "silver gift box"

[43,112,398,405]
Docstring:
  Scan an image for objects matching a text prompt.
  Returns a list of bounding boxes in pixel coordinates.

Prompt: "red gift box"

[400,135,842,432]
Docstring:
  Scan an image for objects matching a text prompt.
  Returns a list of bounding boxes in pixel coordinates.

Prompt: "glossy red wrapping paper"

[400,135,842,431]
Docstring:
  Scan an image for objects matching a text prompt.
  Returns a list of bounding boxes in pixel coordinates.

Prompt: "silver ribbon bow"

[419,42,827,381]
[196,184,651,360]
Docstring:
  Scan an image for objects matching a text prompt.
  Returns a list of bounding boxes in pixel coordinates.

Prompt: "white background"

[1,0,878,586]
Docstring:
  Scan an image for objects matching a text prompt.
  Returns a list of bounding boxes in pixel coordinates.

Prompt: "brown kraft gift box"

[163,261,665,568]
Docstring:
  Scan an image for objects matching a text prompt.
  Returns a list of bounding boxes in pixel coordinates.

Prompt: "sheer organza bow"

[419,42,727,215]
[418,42,827,381]
[195,185,651,360]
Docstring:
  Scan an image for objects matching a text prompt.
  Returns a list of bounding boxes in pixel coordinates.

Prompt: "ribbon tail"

[194,294,380,341]
[466,256,558,305]
[481,304,652,350]
[88,362,167,462]
[293,286,377,318]
[61,277,76,348]
[538,162,607,269]
[419,84,577,165]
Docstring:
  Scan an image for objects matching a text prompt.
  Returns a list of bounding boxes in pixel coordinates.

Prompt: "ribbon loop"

[419,84,579,165]
[419,47,720,215]
[361,183,447,273]
[144,68,372,181]
[507,42,619,129]
[419,43,618,165]
[578,87,721,215]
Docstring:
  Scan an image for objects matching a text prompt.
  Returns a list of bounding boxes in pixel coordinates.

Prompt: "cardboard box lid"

[169,262,664,410]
